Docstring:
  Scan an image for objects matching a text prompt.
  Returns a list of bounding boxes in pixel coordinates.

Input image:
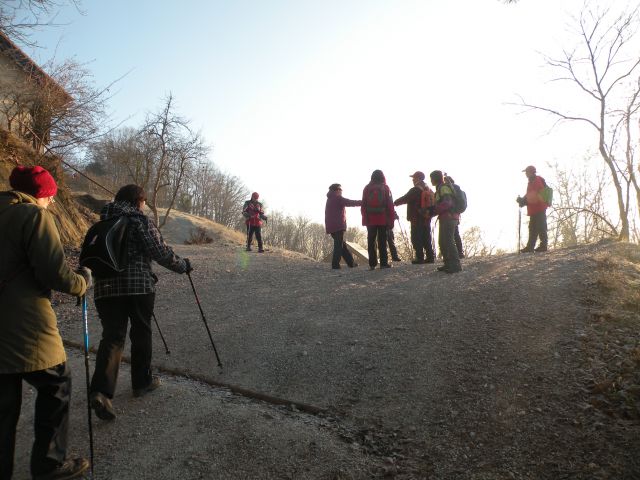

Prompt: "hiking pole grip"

[186,272,223,368]
[81,296,95,477]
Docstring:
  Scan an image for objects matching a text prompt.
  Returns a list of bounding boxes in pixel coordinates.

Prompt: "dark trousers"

[91,294,156,398]
[246,226,263,250]
[0,363,70,478]
[454,225,464,257]
[526,211,548,249]
[367,226,388,268]
[439,218,461,272]
[330,231,355,268]
[410,218,434,261]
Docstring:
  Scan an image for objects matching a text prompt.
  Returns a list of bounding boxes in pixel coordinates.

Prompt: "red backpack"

[365,184,388,215]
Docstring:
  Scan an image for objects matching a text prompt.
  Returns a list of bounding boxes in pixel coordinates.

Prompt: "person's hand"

[76,266,92,290]
[394,212,399,220]
[516,196,526,207]
[428,206,436,216]
[184,258,193,274]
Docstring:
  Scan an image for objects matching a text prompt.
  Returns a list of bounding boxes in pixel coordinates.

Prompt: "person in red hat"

[394,171,435,264]
[517,165,549,253]
[242,192,267,252]
[0,166,91,479]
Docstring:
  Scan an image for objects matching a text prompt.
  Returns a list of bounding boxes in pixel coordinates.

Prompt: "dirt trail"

[13,241,640,479]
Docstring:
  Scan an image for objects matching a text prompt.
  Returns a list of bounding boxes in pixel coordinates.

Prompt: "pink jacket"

[325,190,362,234]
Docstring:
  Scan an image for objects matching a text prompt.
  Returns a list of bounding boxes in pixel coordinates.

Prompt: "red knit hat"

[9,165,58,198]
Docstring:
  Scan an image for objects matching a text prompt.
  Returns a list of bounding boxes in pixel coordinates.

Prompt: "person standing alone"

[517,165,549,253]
[243,192,267,252]
[324,183,362,269]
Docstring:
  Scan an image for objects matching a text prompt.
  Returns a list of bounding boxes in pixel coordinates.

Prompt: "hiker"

[444,174,465,258]
[0,166,91,480]
[325,183,362,269]
[361,170,396,270]
[243,192,267,252]
[88,184,191,422]
[394,171,435,264]
[387,212,402,262]
[430,170,462,273]
[517,165,549,253]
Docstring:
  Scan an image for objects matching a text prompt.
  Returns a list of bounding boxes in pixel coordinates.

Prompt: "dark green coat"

[0,191,87,373]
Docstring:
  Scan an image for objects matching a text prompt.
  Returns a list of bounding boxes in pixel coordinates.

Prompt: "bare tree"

[461,226,496,257]
[0,1,82,45]
[516,3,640,240]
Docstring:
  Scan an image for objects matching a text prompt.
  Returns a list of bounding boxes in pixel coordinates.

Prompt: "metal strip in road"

[63,340,328,416]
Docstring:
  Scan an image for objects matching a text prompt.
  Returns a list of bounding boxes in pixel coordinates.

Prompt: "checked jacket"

[93,201,188,300]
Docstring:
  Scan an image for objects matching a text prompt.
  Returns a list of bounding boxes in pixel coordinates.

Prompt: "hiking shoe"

[332,265,341,270]
[258,249,265,253]
[437,265,447,271]
[391,257,401,262]
[534,246,547,252]
[425,258,435,264]
[33,457,89,480]
[411,259,425,264]
[348,262,358,268]
[445,267,462,274]
[520,247,534,253]
[369,266,376,271]
[245,247,252,252]
[380,264,392,269]
[90,392,116,421]
[133,376,162,398]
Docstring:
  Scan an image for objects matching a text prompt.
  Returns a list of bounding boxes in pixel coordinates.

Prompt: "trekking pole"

[186,272,223,368]
[517,208,522,253]
[80,296,96,477]
[151,312,170,355]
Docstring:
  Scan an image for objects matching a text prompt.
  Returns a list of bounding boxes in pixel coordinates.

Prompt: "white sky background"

[26,0,636,250]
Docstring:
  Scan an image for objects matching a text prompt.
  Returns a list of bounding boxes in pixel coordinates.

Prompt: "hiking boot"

[332,265,341,270]
[520,247,534,253]
[425,258,435,264]
[437,265,447,271]
[445,267,462,274]
[369,266,376,271]
[258,249,265,253]
[391,257,401,262]
[348,262,359,268]
[33,457,89,480]
[133,376,162,398]
[245,246,252,252]
[380,264,392,269]
[534,246,547,252]
[90,392,116,421]
[411,259,425,264]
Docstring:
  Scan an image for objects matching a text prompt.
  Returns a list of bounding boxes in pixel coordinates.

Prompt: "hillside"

[13,239,640,479]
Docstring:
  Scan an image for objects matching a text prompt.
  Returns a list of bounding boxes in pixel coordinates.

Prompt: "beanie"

[9,165,58,198]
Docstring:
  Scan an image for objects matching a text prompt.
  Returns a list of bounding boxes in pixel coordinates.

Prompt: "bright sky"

[25,0,631,250]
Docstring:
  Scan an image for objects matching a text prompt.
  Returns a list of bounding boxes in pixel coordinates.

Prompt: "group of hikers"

[0,162,549,479]
[325,166,550,272]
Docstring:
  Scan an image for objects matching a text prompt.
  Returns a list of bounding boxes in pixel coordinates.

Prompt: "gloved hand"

[76,266,92,290]
[516,196,527,207]
[394,212,399,220]
[184,258,193,274]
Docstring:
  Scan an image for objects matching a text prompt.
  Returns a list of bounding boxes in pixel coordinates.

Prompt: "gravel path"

[13,241,640,479]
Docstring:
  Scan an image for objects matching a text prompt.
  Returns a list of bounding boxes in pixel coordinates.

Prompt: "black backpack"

[449,183,467,214]
[79,216,130,277]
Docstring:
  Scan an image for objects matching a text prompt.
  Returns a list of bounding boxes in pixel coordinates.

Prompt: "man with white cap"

[517,165,549,253]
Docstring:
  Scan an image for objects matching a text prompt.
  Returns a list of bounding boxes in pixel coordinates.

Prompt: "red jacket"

[361,182,395,227]
[242,200,264,227]
[325,190,362,234]
[525,176,548,216]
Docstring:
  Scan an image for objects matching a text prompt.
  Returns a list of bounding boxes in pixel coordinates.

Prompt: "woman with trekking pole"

[87,184,192,422]
[0,166,92,480]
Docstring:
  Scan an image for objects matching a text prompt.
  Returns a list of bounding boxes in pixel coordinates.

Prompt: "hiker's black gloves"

[184,258,193,274]
[76,266,92,289]
[516,196,527,207]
